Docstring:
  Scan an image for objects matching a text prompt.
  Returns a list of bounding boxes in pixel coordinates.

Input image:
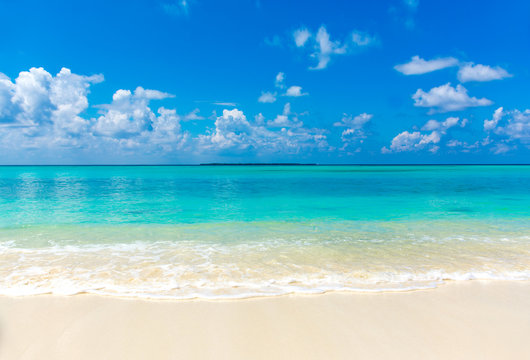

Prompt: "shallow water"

[1,165,529,298]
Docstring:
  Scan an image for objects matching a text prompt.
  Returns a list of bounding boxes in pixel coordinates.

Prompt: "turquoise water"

[1,165,529,298]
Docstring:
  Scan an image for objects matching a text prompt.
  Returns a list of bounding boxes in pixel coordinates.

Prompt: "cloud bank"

[0,67,331,162]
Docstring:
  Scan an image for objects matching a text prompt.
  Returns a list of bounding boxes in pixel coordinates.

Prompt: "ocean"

[1,165,529,299]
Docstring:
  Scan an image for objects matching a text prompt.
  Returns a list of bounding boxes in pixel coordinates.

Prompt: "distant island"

[199,163,317,166]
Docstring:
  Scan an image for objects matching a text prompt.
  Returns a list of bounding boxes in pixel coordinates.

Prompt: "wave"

[1,237,530,299]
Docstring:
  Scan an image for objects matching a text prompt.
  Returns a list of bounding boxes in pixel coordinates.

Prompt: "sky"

[0,0,529,164]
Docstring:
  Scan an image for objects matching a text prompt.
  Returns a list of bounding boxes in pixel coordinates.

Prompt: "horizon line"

[0,163,529,167]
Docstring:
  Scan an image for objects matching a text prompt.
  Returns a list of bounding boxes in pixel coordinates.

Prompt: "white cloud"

[198,107,329,154]
[443,109,530,154]
[275,72,285,88]
[0,67,187,158]
[292,25,377,70]
[11,67,54,125]
[0,74,16,119]
[484,107,504,131]
[258,91,277,103]
[197,109,252,150]
[311,26,347,70]
[394,55,459,75]
[500,110,530,142]
[396,56,513,84]
[386,131,441,153]
[0,67,334,161]
[421,116,464,132]
[93,86,174,137]
[412,83,492,113]
[254,113,265,125]
[0,67,103,137]
[260,73,307,101]
[333,112,372,128]
[267,114,290,128]
[483,107,530,148]
[446,139,479,152]
[293,28,311,47]
[457,63,511,82]
[267,103,302,128]
[334,113,372,150]
[148,107,188,151]
[351,31,378,47]
[491,143,514,154]
[183,108,204,120]
[50,68,104,135]
[284,86,307,97]
[383,116,466,153]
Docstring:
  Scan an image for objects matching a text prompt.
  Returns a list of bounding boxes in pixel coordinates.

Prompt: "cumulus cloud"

[334,113,372,151]
[412,83,492,113]
[197,109,253,150]
[0,66,337,162]
[293,28,311,47]
[0,67,103,138]
[259,72,307,101]
[383,131,440,153]
[443,107,529,155]
[483,107,530,152]
[333,112,372,128]
[0,67,193,159]
[267,103,302,128]
[93,87,174,137]
[275,72,285,88]
[198,107,329,154]
[50,68,105,135]
[394,55,459,75]
[183,108,204,120]
[457,63,512,82]
[258,91,277,103]
[267,103,292,128]
[148,107,188,151]
[484,107,504,131]
[0,74,15,119]
[284,86,307,97]
[382,116,466,153]
[292,25,378,70]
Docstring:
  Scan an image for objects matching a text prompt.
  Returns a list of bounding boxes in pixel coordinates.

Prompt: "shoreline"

[1,280,529,359]
[2,278,528,301]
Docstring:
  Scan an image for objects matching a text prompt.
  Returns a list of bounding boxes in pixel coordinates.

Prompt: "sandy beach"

[1,281,529,360]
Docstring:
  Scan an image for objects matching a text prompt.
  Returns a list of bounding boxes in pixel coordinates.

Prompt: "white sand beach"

[1,281,529,360]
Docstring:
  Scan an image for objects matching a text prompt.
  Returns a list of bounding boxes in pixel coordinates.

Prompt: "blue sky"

[0,0,529,164]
